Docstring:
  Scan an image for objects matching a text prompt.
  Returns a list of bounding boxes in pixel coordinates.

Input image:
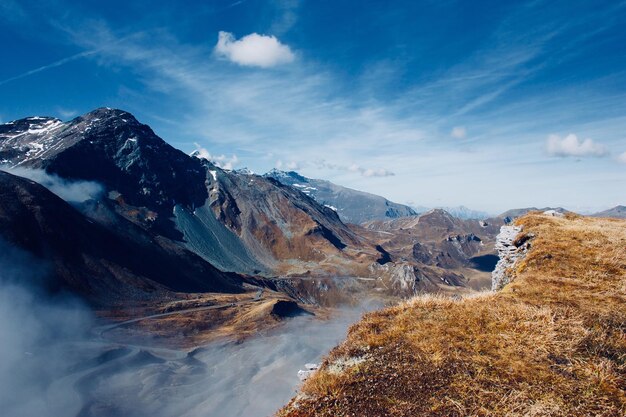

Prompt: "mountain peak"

[72,107,140,126]
[265,168,308,183]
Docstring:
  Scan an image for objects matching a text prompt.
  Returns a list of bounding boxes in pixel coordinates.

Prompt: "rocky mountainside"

[0,108,372,277]
[437,205,490,220]
[264,169,416,224]
[0,170,242,307]
[362,209,502,289]
[0,109,208,239]
[591,205,626,219]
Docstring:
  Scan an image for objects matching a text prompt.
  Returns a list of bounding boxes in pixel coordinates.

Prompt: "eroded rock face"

[491,225,531,290]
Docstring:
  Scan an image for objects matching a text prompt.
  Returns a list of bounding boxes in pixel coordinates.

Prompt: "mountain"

[591,205,626,219]
[496,206,568,222]
[362,209,502,289]
[0,170,242,307]
[437,205,490,220]
[0,108,507,303]
[0,109,374,277]
[264,169,417,224]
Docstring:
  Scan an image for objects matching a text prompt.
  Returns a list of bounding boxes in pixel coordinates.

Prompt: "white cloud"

[362,168,395,177]
[214,31,295,68]
[192,143,239,170]
[618,151,626,164]
[546,134,608,158]
[5,167,103,202]
[56,107,78,119]
[276,160,300,170]
[316,160,394,177]
[450,126,467,139]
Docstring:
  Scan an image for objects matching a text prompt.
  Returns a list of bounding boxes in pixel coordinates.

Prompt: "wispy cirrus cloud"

[9,0,624,212]
[0,50,98,87]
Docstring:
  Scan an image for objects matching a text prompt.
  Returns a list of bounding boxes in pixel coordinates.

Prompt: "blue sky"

[1,0,625,213]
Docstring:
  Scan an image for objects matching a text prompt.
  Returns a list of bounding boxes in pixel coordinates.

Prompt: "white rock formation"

[297,363,319,381]
[491,225,525,290]
[543,209,564,217]
[369,262,417,292]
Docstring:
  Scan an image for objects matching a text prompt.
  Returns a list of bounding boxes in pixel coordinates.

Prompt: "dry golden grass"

[278,214,626,417]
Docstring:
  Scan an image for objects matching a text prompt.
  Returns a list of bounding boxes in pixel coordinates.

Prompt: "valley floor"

[278,213,626,417]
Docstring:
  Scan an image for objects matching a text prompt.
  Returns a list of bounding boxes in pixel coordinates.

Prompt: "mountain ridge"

[264,168,417,224]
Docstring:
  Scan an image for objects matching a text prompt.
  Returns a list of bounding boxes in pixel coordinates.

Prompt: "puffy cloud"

[546,134,608,158]
[618,151,626,164]
[192,143,239,170]
[450,126,466,139]
[214,31,295,68]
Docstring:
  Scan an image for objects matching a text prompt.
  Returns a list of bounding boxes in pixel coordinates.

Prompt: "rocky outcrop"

[297,363,319,381]
[491,225,533,290]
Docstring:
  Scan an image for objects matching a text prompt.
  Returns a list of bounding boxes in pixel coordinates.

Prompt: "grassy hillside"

[278,213,626,416]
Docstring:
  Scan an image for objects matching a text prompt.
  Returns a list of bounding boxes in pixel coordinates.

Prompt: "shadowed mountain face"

[0,109,373,277]
[264,169,416,224]
[0,109,208,239]
[0,170,242,307]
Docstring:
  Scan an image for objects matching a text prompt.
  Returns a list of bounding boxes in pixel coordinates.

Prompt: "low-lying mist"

[2,166,103,203]
[0,238,371,417]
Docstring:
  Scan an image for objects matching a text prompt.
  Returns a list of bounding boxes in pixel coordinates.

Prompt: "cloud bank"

[214,31,295,68]
[618,151,626,164]
[4,167,103,202]
[546,134,608,158]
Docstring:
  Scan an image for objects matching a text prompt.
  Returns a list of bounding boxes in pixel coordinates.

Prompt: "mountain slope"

[196,163,368,276]
[0,170,242,307]
[279,213,626,416]
[0,109,208,239]
[0,109,375,277]
[264,169,416,224]
[362,209,501,288]
[438,205,490,220]
[592,205,626,219]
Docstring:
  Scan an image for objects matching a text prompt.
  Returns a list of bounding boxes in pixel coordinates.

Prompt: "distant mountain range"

[591,205,626,219]
[264,169,417,224]
[433,205,491,220]
[0,107,547,308]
